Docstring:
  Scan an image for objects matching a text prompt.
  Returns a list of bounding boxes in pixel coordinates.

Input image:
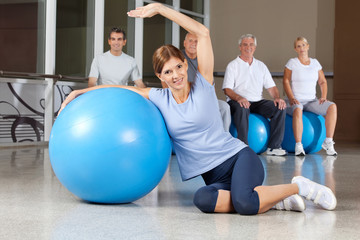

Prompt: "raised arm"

[58,85,151,115]
[128,3,214,85]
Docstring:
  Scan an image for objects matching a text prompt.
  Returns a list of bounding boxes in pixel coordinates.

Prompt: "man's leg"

[251,100,286,149]
[228,100,250,144]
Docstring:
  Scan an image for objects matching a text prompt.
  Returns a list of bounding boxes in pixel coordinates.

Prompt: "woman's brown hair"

[152,44,185,75]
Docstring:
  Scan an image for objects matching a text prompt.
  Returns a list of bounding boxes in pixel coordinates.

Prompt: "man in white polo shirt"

[223,34,287,156]
[88,27,146,88]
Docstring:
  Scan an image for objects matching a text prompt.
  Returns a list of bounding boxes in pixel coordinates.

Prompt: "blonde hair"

[294,37,309,48]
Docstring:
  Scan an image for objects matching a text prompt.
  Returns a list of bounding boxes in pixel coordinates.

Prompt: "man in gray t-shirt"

[88,28,146,88]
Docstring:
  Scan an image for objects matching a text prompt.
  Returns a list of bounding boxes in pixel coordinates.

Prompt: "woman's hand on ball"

[58,90,82,116]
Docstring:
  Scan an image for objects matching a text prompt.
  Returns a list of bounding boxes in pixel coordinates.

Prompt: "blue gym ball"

[49,88,172,204]
[230,113,270,154]
[281,112,326,153]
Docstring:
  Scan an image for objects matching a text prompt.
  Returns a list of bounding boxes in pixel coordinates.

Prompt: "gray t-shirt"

[182,49,198,83]
[89,51,141,85]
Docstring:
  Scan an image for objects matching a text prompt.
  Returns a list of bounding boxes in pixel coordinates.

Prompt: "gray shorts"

[285,98,335,116]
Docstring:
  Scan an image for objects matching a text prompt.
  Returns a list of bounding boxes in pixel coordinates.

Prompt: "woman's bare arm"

[127,3,214,85]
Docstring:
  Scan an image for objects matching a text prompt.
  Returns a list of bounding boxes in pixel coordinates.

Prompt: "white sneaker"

[272,194,306,212]
[295,143,305,156]
[322,141,337,156]
[266,148,287,156]
[292,176,337,210]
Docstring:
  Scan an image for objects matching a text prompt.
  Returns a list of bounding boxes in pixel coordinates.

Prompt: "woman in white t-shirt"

[283,37,338,156]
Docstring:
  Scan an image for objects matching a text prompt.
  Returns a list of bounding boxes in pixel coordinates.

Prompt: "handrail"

[0,70,88,83]
[213,71,334,78]
[1,70,334,82]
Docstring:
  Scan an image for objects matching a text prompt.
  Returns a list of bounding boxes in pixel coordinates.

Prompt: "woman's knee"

[232,194,259,215]
[327,103,337,114]
[293,107,303,116]
[193,186,219,213]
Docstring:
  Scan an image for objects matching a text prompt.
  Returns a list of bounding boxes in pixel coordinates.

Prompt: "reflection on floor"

[1,142,359,239]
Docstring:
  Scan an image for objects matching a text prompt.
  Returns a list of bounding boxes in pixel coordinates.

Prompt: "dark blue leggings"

[193,147,264,215]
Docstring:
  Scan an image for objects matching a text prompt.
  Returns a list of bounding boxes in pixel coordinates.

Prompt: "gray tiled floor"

[1,142,359,239]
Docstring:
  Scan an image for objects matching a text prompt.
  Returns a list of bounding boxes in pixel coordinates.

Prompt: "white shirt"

[285,57,322,100]
[89,51,141,86]
[222,57,275,102]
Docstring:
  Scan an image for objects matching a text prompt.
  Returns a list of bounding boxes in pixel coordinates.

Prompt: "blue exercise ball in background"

[281,112,325,154]
[281,114,313,152]
[303,112,326,153]
[49,88,172,204]
[230,113,270,154]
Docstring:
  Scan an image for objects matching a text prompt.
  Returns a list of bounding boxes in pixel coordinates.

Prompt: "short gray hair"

[238,34,257,46]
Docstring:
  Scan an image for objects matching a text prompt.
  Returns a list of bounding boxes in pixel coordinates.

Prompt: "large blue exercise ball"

[230,113,270,154]
[281,112,325,153]
[49,88,172,204]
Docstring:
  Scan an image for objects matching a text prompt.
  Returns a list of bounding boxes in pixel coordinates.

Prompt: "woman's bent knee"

[193,186,218,213]
[328,103,337,112]
[232,194,260,215]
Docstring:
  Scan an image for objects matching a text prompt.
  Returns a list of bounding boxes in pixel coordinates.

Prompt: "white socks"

[325,138,333,143]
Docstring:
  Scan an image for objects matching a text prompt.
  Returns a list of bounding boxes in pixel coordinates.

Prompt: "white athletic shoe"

[273,194,306,212]
[266,148,287,156]
[292,176,337,210]
[322,140,337,156]
[295,143,305,156]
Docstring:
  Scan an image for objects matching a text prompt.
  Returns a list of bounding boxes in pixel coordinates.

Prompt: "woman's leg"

[214,184,299,213]
[254,184,299,213]
[214,190,235,213]
[214,184,300,213]
[325,104,337,138]
[304,100,337,139]
[193,182,233,213]
[230,148,300,215]
[304,100,338,155]
[292,107,303,142]
[194,151,240,213]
